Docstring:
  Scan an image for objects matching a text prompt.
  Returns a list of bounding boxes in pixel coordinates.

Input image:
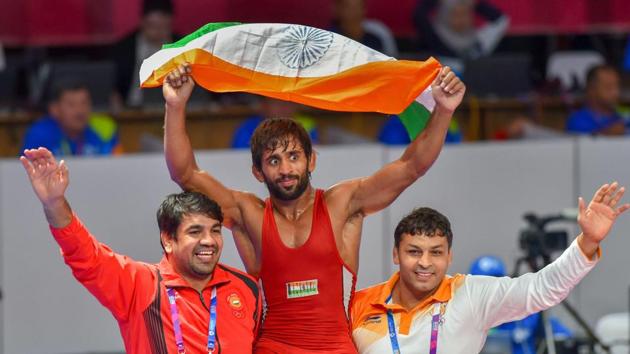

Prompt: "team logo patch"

[286,279,319,299]
[227,293,243,309]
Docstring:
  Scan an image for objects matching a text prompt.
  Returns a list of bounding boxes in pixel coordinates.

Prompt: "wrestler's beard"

[264,171,310,201]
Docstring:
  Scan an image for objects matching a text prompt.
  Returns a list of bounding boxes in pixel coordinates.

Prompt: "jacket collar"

[157,256,231,289]
[371,271,454,313]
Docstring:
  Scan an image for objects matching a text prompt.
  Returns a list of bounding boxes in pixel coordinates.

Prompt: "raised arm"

[21,147,72,227]
[469,182,629,330]
[347,66,465,216]
[20,147,156,321]
[163,63,245,228]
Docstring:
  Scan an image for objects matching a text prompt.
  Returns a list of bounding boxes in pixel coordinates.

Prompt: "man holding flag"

[156,22,465,354]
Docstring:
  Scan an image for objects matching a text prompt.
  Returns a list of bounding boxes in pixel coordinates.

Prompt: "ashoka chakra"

[277,25,334,69]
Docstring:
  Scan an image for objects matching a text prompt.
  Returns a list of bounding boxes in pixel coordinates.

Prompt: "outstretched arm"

[163,63,245,228]
[470,182,628,330]
[20,147,72,227]
[347,66,465,216]
[20,147,157,321]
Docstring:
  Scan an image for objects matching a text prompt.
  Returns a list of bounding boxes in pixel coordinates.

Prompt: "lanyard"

[385,294,442,354]
[167,287,218,354]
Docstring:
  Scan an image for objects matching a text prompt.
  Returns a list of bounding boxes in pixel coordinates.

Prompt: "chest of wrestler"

[352,286,487,354]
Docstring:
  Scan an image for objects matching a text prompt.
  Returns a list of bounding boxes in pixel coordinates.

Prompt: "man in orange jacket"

[21,147,262,354]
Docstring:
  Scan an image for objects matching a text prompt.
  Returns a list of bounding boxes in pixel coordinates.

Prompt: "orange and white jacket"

[350,239,599,354]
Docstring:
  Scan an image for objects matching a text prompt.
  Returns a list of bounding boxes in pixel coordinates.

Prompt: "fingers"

[19,156,35,177]
[592,183,610,204]
[59,160,69,183]
[602,181,618,204]
[618,203,630,215]
[23,147,56,165]
[578,196,586,216]
[610,186,625,208]
[432,66,449,88]
[432,66,464,94]
[165,63,192,88]
[22,147,61,177]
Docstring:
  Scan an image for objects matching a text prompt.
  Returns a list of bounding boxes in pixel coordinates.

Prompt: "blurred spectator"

[413,0,509,60]
[111,0,176,107]
[232,97,319,148]
[0,43,5,72]
[330,0,399,57]
[623,35,630,72]
[22,81,122,156]
[566,65,627,136]
[495,116,565,140]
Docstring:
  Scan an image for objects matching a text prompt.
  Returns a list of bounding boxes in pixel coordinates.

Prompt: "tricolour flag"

[140,22,441,139]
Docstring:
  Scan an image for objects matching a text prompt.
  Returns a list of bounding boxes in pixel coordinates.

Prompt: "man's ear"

[308,150,317,174]
[393,246,400,265]
[160,232,174,254]
[252,165,264,183]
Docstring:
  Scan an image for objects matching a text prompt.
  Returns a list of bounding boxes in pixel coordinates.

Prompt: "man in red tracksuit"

[21,147,262,354]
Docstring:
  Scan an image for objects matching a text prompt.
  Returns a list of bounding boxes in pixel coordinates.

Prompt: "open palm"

[20,148,69,205]
[578,182,629,243]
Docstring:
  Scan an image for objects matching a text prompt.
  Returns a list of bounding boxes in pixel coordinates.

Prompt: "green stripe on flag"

[398,101,431,141]
[162,22,241,49]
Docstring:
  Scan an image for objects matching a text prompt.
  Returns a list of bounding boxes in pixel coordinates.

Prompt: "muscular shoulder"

[234,190,264,207]
[324,179,361,209]
[234,191,265,221]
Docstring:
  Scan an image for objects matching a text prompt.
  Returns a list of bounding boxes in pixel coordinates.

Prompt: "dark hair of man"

[250,117,313,171]
[49,80,90,104]
[157,192,223,243]
[142,0,173,16]
[394,207,453,249]
[586,64,618,89]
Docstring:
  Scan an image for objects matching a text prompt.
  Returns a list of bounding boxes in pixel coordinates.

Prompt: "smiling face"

[162,213,223,281]
[393,232,452,299]
[254,136,314,201]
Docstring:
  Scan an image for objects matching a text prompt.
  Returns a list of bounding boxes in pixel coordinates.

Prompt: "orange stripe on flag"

[142,49,441,114]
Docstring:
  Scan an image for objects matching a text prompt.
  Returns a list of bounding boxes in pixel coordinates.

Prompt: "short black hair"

[143,0,173,16]
[49,80,90,103]
[250,117,313,171]
[586,64,618,89]
[156,192,223,246]
[394,207,453,249]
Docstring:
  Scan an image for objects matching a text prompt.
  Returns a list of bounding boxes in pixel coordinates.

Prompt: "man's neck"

[63,129,82,141]
[168,258,214,292]
[587,99,615,116]
[271,185,315,221]
[187,276,213,293]
[341,21,364,41]
[392,279,438,311]
[55,120,83,141]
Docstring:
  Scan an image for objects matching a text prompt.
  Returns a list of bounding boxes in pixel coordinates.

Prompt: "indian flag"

[140,22,441,139]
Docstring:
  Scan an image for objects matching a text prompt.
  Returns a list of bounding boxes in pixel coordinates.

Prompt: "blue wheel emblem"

[277,25,333,69]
